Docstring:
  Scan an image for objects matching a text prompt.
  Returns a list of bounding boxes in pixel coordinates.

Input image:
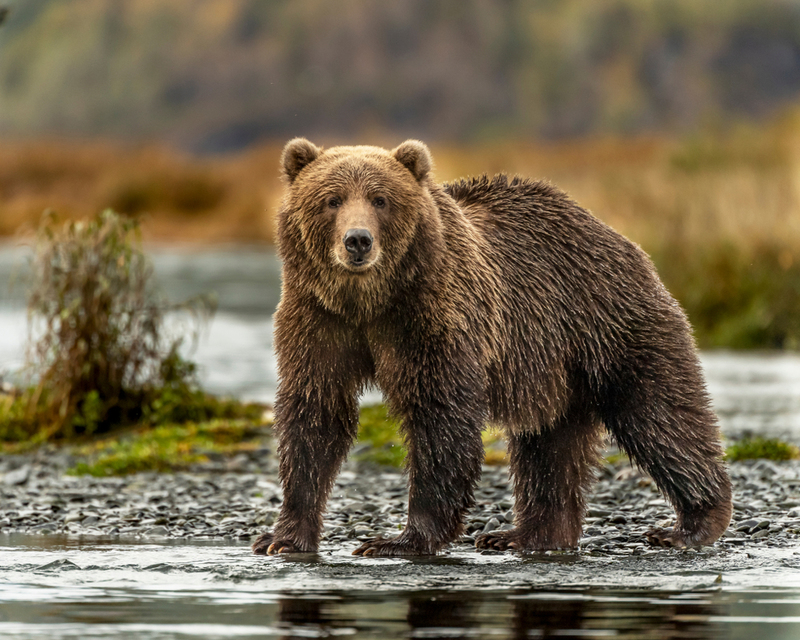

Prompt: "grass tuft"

[355,404,406,467]
[726,436,800,462]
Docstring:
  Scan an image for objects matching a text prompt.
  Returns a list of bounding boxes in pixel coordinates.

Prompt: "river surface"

[2,245,800,639]
[2,533,800,640]
[2,245,799,439]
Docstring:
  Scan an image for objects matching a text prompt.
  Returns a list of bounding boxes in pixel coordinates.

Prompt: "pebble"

[0,444,799,553]
[3,465,30,486]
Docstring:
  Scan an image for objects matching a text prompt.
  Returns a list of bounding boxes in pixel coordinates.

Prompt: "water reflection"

[3,533,800,638]
[266,589,725,639]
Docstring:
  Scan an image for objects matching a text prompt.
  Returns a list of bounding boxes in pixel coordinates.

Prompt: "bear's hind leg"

[476,408,602,552]
[602,369,732,548]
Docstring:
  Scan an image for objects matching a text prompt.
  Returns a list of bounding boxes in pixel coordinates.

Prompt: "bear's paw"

[352,534,438,557]
[252,532,309,555]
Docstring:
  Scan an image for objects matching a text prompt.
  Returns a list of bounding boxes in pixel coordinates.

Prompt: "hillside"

[2,0,800,151]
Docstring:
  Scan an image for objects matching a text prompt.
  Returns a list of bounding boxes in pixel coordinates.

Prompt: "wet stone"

[736,519,759,532]
[482,518,501,534]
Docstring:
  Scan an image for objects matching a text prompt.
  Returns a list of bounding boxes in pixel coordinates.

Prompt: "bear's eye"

[372,196,386,208]
[327,197,341,209]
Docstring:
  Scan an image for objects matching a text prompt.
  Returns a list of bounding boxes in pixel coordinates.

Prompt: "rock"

[0,448,797,554]
[482,518,501,534]
[736,519,759,533]
[4,465,30,486]
[36,559,80,571]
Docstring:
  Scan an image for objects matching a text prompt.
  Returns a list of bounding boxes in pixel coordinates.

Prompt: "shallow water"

[2,534,800,639]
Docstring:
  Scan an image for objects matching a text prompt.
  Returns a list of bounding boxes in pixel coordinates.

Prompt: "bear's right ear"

[281,138,321,182]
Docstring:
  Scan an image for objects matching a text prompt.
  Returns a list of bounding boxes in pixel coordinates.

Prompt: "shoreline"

[2,447,798,555]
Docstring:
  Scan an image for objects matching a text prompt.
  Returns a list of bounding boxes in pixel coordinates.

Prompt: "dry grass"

[431,121,800,254]
[0,139,283,243]
[2,120,799,251]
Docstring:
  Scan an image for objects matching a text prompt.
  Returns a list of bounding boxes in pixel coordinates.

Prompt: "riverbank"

[2,444,798,555]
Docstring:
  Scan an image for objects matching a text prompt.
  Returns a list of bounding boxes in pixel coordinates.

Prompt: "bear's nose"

[343,228,373,259]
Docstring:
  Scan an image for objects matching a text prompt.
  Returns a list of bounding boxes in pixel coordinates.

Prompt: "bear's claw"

[252,532,303,555]
[252,532,273,555]
[352,535,436,557]
[475,530,522,551]
[645,527,691,549]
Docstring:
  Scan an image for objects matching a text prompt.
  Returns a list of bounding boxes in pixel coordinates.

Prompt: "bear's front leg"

[252,387,359,555]
[353,351,486,557]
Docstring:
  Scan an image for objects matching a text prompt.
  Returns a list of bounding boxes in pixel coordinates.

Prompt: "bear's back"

[442,173,680,376]
[442,174,648,297]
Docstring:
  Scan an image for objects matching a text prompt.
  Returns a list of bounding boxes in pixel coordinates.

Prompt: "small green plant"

[726,436,800,462]
[68,419,268,476]
[354,404,509,467]
[355,404,406,467]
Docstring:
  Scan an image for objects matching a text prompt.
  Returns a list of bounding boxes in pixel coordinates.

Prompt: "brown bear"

[251,138,732,557]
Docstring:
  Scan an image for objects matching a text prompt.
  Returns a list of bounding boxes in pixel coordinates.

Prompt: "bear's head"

[277,138,440,319]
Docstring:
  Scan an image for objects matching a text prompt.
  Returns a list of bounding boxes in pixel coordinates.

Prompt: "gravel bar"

[2,446,799,554]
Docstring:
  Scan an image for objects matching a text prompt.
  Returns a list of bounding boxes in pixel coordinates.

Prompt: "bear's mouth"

[335,249,380,273]
[344,258,374,272]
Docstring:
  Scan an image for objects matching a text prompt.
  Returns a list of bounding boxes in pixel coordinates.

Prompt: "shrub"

[654,242,800,349]
[0,210,230,443]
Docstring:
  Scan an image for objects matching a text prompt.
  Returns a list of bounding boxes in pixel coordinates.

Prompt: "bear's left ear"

[392,140,432,182]
[281,138,321,183]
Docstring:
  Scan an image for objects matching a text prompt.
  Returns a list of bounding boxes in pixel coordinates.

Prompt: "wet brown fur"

[252,138,732,557]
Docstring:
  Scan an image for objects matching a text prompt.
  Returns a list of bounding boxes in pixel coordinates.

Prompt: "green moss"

[726,436,800,462]
[67,419,269,476]
[482,426,508,465]
[354,404,510,467]
[355,404,406,467]
[604,451,631,466]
